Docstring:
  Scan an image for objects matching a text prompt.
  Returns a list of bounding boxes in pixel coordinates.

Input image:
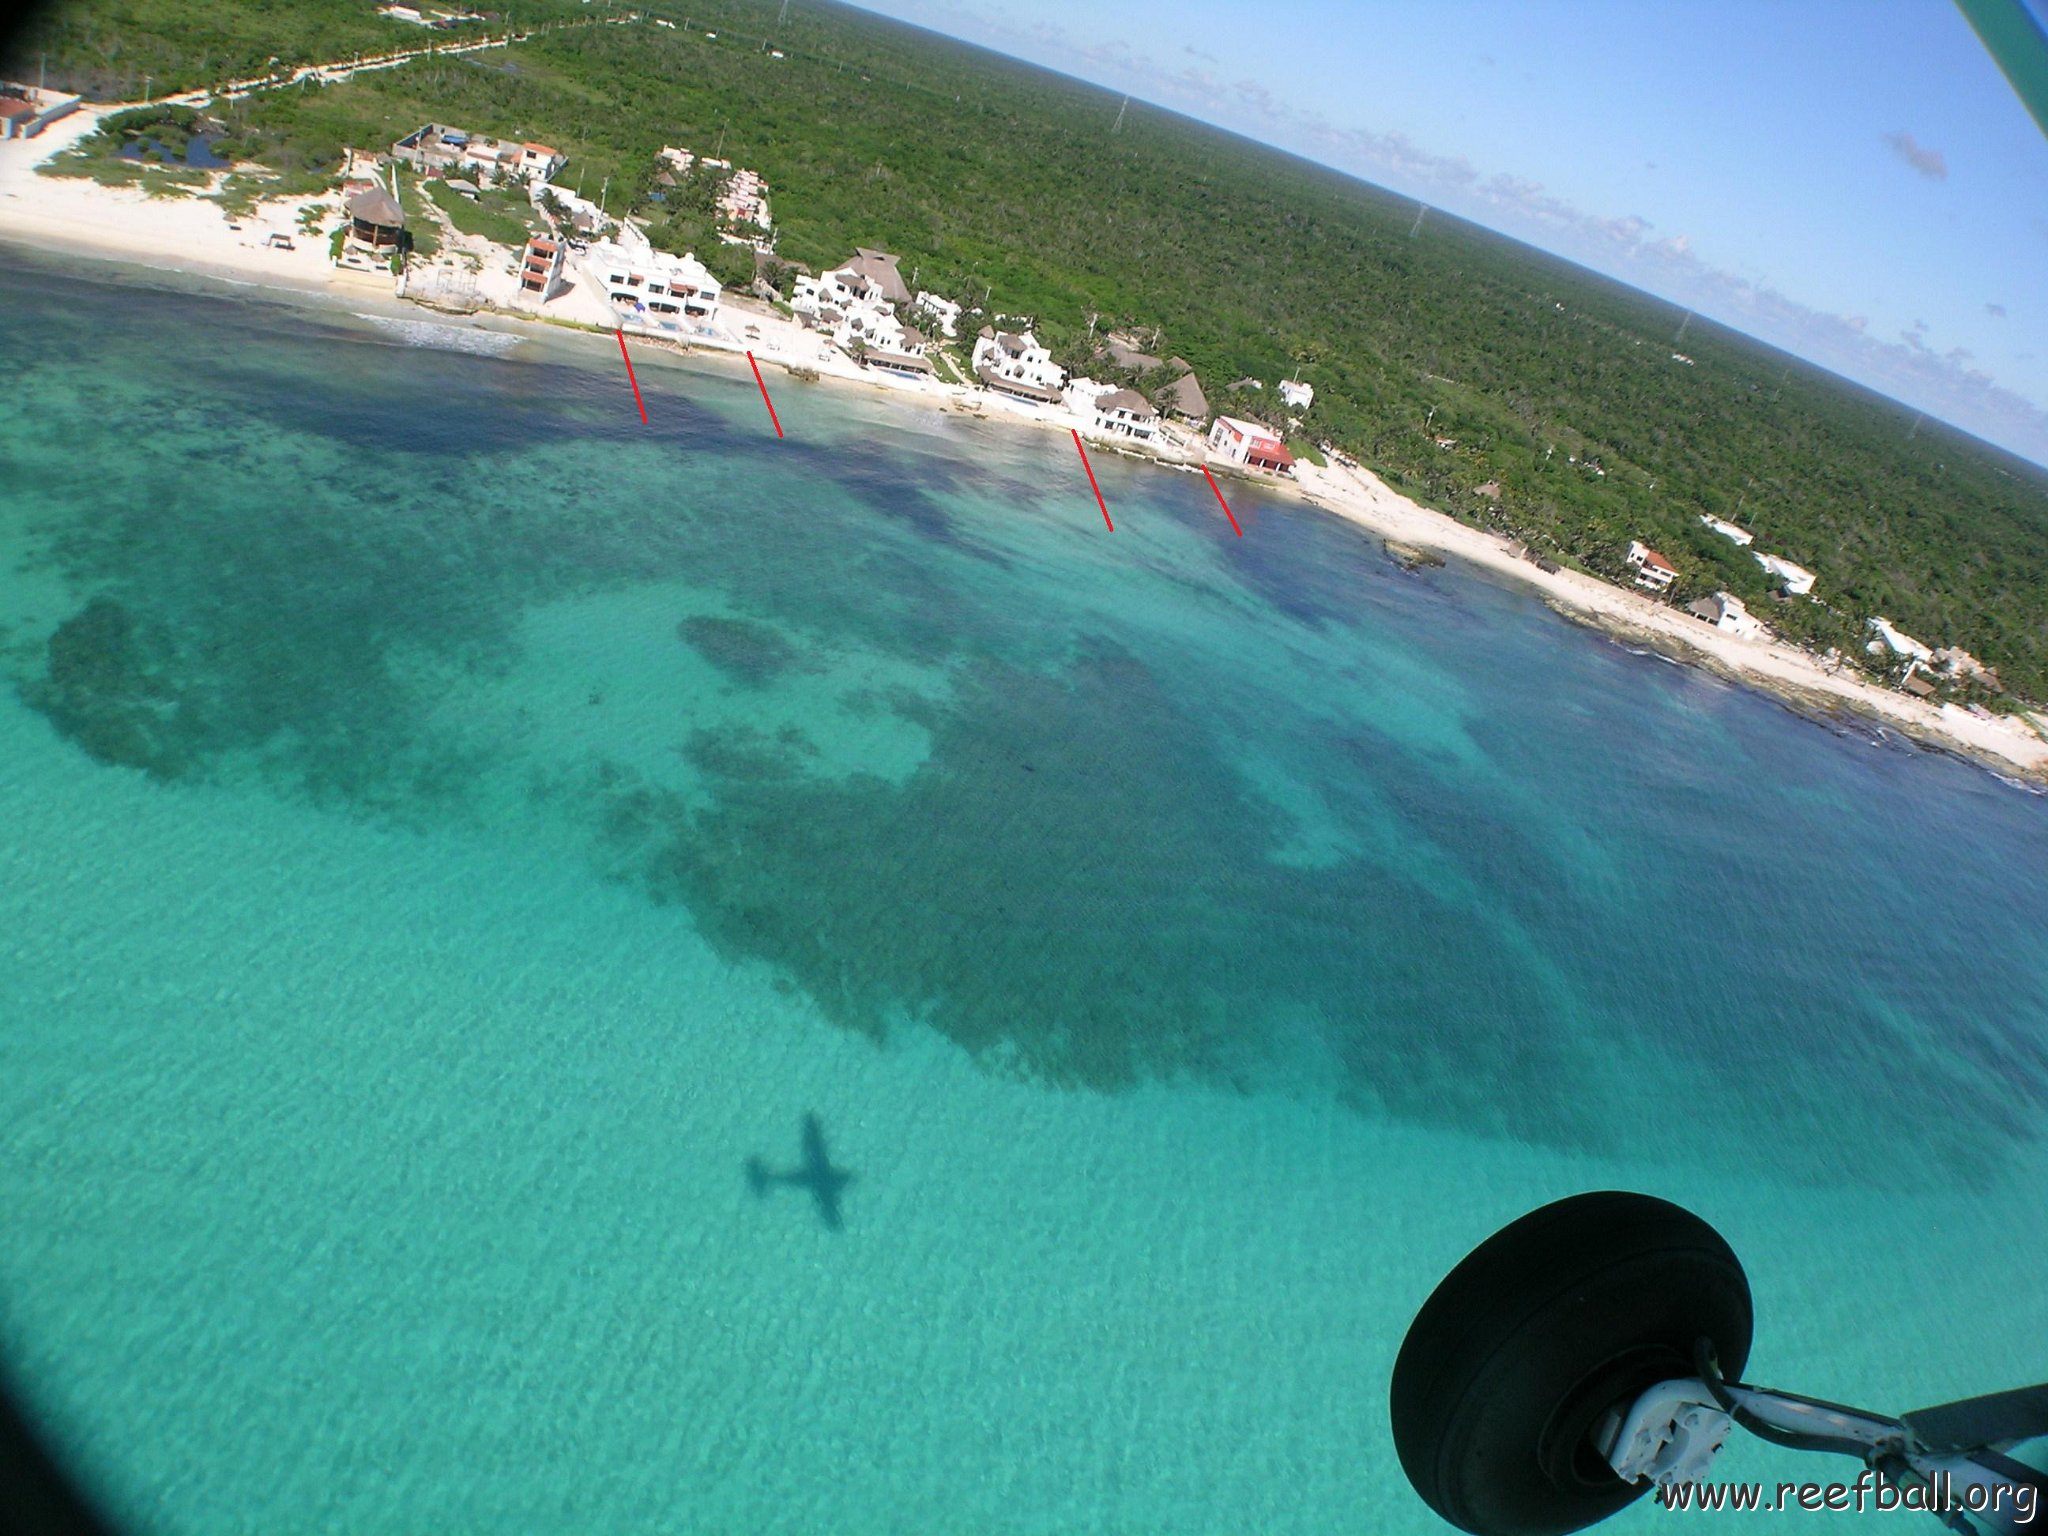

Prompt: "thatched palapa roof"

[347,187,405,228]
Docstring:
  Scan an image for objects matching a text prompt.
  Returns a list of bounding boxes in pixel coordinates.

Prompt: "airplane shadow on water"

[745,1113,854,1231]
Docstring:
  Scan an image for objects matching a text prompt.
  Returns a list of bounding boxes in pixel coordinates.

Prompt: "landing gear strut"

[1390,1192,2046,1536]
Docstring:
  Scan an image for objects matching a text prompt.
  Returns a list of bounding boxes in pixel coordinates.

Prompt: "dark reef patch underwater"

[678,614,808,688]
[6,264,2048,1191]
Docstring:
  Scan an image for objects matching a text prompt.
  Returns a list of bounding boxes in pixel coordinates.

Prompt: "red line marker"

[1072,430,1113,531]
[747,351,784,438]
[615,328,647,424]
[1200,463,1243,536]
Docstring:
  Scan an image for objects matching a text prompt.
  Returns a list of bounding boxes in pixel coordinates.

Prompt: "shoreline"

[1287,459,2048,786]
[5,132,2044,787]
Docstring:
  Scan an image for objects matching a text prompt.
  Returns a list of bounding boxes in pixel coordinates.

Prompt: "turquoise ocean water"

[2,260,2045,1533]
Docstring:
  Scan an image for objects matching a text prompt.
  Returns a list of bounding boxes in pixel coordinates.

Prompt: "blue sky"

[850,0,2048,465]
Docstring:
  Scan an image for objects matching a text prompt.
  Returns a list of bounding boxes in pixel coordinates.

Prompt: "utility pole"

[599,174,609,216]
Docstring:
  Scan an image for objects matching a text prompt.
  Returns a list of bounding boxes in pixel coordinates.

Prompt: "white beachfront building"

[1699,515,1754,546]
[1754,551,1816,596]
[1278,378,1315,411]
[1063,379,1159,442]
[789,248,932,374]
[1866,616,1934,662]
[1686,591,1764,640]
[1093,387,1159,441]
[1208,416,1295,474]
[833,305,932,377]
[585,238,721,331]
[1626,540,1678,592]
[972,327,1066,404]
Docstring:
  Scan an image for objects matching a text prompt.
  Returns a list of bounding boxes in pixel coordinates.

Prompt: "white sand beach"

[0,107,346,292]
[5,108,2043,785]
[1292,460,2048,780]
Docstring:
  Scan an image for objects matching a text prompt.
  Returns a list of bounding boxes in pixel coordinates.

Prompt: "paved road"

[108,15,625,114]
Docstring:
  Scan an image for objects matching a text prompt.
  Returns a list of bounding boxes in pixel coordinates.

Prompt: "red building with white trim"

[1208,415,1296,475]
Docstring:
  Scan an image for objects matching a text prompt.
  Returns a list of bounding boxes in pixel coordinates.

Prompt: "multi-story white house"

[788,249,931,371]
[972,327,1066,404]
[1208,415,1295,474]
[1098,388,1159,441]
[833,304,909,354]
[1067,383,1158,441]
[1278,378,1315,411]
[586,239,721,330]
[1626,541,1678,592]
[834,306,932,376]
